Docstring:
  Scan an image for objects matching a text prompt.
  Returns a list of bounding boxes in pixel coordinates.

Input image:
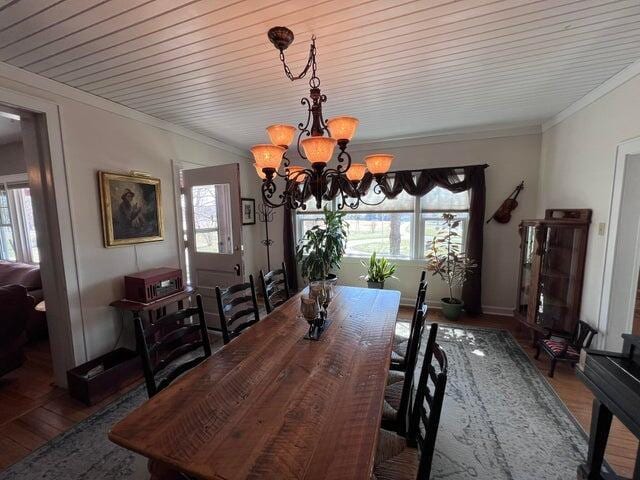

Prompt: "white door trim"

[597,136,640,348]
[0,86,85,386]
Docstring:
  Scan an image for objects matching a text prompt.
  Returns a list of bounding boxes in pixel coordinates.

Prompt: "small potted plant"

[361,252,397,289]
[425,213,477,320]
[296,206,348,283]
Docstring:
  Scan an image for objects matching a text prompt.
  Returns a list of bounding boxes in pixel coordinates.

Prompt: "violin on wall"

[487,181,524,224]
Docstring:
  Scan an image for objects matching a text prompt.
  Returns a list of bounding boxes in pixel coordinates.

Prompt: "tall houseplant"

[296,206,348,282]
[425,213,477,320]
[360,252,397,289]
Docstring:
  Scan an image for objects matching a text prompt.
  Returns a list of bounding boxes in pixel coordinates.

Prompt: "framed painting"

[98,171,164,247]
[241,197,256,225]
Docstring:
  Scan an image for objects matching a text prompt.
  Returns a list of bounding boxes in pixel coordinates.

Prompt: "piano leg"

[578,399,613,480]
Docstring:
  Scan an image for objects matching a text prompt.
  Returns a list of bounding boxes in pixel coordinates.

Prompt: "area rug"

[428,325,593,479]
[0,325,594,480]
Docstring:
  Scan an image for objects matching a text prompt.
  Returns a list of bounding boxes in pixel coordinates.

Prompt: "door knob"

[234,264,241,276]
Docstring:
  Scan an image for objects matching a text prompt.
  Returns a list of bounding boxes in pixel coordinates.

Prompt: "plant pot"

[440,298,464,320]
[367,281,384,289]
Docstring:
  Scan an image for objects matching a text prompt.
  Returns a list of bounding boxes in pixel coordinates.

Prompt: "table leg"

[578,399,613,480]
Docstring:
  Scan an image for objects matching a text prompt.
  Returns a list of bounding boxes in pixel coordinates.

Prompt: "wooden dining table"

[109,285,401,480]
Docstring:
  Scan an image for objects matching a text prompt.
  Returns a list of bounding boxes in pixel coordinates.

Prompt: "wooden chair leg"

[548,358,557,378]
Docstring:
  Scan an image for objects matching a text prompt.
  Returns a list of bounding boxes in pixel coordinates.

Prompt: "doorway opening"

[600,139,640,350]
[0,105,55,402]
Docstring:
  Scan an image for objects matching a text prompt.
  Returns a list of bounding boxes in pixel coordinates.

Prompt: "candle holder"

[302,281,334,340]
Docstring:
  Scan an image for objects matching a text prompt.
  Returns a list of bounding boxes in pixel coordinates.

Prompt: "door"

[606,153,640,350]
[183,163,243,329]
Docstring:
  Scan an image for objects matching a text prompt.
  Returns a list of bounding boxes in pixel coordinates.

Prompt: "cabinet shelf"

[540,269,571,279]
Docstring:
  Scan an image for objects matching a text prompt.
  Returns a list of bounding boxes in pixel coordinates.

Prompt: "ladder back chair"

[215,275,260,345]
[259,262,291,314]
[391,271,427,372]
[383,315,436,436]
[374,341,449,480]
[134,294,212,398]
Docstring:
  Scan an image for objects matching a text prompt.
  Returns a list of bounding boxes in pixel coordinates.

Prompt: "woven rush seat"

[382,380,404,426]
[372,429,419,480]
[393,338,409,357]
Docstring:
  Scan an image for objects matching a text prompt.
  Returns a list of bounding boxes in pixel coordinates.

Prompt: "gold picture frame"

[98,171,164,247]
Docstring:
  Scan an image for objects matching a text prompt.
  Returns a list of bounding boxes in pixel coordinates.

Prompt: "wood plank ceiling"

[1,0,639,149]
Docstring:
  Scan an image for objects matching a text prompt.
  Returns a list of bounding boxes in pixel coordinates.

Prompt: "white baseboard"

[400,297,514,317]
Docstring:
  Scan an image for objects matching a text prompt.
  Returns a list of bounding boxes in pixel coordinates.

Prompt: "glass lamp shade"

[301,136,337,164]
[266,124,297,147]
[287,166,306,183]
[364,154,394,175]
[250,144,285,170]
[253,163,266,180]
[327,116,359,141]
[345,163,367,182]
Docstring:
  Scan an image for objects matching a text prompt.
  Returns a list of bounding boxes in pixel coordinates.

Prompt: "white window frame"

[0,173,38,264]
[295,189,470,264]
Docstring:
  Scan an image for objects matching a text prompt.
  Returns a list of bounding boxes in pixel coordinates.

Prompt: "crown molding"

[346,123,541,152]
[0,61,249,158]
[542,59,640,132]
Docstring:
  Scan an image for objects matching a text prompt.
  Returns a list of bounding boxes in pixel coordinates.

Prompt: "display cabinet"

[514,209,591,337]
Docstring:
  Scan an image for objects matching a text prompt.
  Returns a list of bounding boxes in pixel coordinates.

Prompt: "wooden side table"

[110,287,196,352]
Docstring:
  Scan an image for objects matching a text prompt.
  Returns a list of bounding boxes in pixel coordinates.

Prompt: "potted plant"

[425,213,477,320]
[296,206,348,282]
[360,252,397,289]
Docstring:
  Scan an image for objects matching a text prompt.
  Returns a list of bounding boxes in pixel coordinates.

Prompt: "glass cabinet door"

[517,225,535,318]
[535,225,583,334]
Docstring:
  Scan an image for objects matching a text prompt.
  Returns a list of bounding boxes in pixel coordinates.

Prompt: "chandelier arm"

[261,180,289,209]
[335,143,352,172]
[296,97,312,159]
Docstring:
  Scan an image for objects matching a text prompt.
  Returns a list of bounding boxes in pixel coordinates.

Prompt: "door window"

[191,184,233,254]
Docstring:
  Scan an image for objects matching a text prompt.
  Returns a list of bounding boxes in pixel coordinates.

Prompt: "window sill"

[340,256,427,268]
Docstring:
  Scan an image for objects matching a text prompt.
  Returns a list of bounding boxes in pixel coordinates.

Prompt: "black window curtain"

[283,164,486,315]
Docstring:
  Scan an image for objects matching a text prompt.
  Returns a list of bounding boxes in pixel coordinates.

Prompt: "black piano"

[576,333,640,480]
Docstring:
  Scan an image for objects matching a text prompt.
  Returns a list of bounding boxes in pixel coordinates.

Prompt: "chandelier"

[251,26,394,210]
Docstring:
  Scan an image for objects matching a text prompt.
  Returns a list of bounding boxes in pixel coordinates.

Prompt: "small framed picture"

[98,171,164,247]
[241,198,256,225]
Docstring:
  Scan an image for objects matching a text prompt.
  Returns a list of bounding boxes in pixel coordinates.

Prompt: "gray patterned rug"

[0,325,593,480]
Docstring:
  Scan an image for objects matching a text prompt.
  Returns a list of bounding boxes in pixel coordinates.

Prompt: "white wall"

[262,131,541,314]
[0,73,261,363]
[0,141,26,175]
[539,72,640,341]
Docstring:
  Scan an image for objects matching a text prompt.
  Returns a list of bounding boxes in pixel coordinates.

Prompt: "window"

[295,196,331,236]
[0,187,16,261]
[190,183,233,254]
[420,187,469,259]
[295,182,470,261]
[344,189,414,259]
[0,180,39,263]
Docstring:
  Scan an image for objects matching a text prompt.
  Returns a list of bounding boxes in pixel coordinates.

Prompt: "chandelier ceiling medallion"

[251,26,395,210]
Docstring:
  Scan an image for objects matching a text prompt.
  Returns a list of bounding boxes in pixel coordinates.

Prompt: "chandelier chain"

[279,36,320,89]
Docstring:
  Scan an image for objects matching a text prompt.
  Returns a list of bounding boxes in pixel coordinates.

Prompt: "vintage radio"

[124,267,183,303]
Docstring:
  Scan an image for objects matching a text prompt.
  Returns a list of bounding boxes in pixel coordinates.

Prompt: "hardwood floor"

[0,339,140,470]
[0,312,637,477]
